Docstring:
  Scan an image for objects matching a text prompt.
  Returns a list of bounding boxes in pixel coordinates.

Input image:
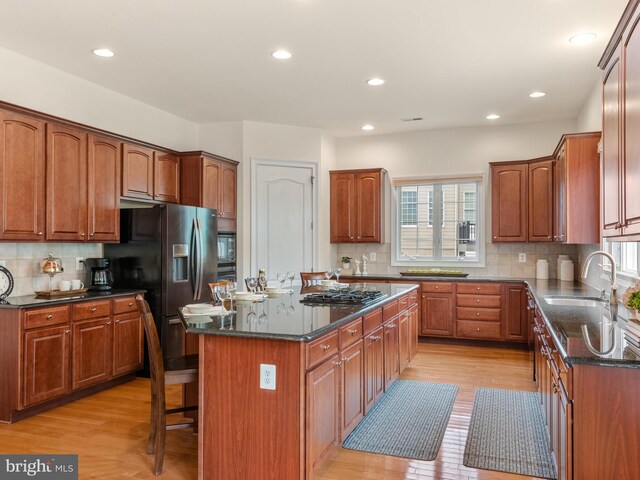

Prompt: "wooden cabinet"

[72,317,113,390]
[421,287,454,337]
[363,327,384,414]
[529,159,554,242]
[330,168,385,243]
[153,151,180,203]
[87,134,120,242]
[113,311,144,376]
[23,325,71,407]
[504,284,527,341]
[340,340,365,440]
[553,148,567,242]
[46,123,88,241]
[491,163,527,242]
[398,310,411,373]
[408,303,419,361]
[180,152,239,232]
[0,109,46,241]
[122,143,154,200]
[383,317,399,390]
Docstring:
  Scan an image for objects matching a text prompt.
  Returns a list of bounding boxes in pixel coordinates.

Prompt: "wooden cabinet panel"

[46,123,88,241]
[456,307,501,322]
[23,325,70,407]
[421,281,453,293]
[355,171,382,242]
[456,294,501,308]
[202,158,221,210]
[330,172,355,242]
[72,317,113,390]
[112,296,137,315]
[306,355,340,477]
[398,311,410,373]
[421,293,453,336]
[491,163,527,242]
[363,308,383,335]
[153,151,180,203]
[122,143,154,200]
[73,300,111,320]
[113,312,143,376]
[528,159,554,242]
[602,51,623,237]
[340,340,364,440]
[383,318,399,391]
[87,134,120,242]
[408,304,418,362]
[505,285,527,341]
[220,162,237,220]
[23,305,70,330]
[457,282,502,295]
[624,17,640,236]
[339,318,363,350]
[363,327,384,414]
[0,109,46,241]
[553,150,567,242]
[306,331,339,369]
[455,320,501,340]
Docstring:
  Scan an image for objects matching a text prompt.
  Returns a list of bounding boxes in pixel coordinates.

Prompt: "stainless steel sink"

[543,296,606,307]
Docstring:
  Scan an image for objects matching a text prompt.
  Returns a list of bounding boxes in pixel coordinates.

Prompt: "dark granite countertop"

[341,273,523,283]
[0,289,146,308]
[180,283,418,342]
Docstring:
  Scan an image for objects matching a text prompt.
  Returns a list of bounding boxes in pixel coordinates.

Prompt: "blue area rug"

[342,380,458,461]
[463,388,557,479]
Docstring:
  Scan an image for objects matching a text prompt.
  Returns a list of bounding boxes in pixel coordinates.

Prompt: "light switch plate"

[518,253,526,263]
[370,252,377,262]
[260,364,276,390]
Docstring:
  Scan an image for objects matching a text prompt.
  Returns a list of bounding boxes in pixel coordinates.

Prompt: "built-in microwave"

[217,233,236,265]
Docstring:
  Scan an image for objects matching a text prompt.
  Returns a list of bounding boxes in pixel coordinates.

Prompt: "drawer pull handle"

[476,312,480,316]
[47,314,53,319]
[476,299,480,303]
[91,307,97,312]
[435,285,439,289]
[335,360,343,366]
[65,330,70,334]
[106,321,112,325]
[477,287,480,291]
[128,302,133,307]
[476,328,480,332]
[349,329,359,335]
[37,231,43,236]
[115,320,120,323]
[321,345,331,351]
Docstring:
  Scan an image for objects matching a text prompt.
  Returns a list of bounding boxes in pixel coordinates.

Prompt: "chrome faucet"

[581,250,618,305]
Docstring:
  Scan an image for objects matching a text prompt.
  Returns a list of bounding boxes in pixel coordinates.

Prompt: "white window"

[604,240,640,283]
[393,176,484,267]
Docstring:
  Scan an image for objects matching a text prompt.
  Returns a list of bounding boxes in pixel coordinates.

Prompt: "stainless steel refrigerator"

[105,204,218,367]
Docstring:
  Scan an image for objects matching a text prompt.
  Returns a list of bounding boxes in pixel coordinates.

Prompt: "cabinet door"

[421,293,454,336]
[398,311,410,373]
[355,171,382,242]
[504,285,527,341]
[220,162,237,220]
[341,340,365,440]
[154,151,180,203]
[624,18,640,236]
[409,304,419,361]
[528,159,554,242]
[202,158,221,210]
[23,325,71,407]
[0,110,46,241]
[87,134,120,242]
[557,386,572,480]
[330,172,356,242]
[113,312,144,376]
[306,355,340,478]
[383,319,400,391]
[554,148,567,242]
[72,317,113,390]
[46,123,88,241]
[363,328,384,414]
[602,51,623,237]
[122,143,154,199]
[491,163,527,242]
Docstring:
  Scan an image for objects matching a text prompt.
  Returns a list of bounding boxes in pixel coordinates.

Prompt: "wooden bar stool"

[136,295,198,476]
[300,272,325,286]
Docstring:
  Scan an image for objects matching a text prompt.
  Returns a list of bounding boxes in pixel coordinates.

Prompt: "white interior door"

[253,161,315,282]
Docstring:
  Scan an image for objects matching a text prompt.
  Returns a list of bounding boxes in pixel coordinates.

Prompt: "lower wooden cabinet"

[421,293,454,336]
[72,317,113,390]
[504,284,527,341]
[340,340,365,440]
[363,327,384,414]
[383,317,400,391]
[113,311,144,375]
[408,304,419,361]
[398,311,411,373]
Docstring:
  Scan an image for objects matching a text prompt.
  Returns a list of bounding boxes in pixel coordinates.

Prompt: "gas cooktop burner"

[301,289,386,305]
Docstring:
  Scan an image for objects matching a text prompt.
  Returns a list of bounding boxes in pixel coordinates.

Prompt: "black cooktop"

[301,289,386,305]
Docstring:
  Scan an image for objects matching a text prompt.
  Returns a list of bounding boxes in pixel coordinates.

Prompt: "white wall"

[198,121,244,161]
[0,47,198,150]
[576,80,602,132]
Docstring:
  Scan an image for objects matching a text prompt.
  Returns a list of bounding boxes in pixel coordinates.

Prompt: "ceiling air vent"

[401,117,423,122]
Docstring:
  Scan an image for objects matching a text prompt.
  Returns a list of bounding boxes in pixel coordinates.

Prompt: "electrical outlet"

[370,252,377,262]
[260,364,276,390]
[76,257,84,271]
[518,253,527,263]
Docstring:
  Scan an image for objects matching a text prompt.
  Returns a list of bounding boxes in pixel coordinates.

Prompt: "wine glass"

[246,277,257,293]
[258,273,268,291]
[247,304,257,325]
[287,293,295,316]
[325,268,334,281]
[287,271,295,288]
[276,272,286,289]
[334,267,342,284]
[225,281,237,312]
[258,302,268,325]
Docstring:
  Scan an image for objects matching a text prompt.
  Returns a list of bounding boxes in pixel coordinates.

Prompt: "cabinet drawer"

[339,318,363,350]
[113,296,137,315]
[457,294,501,308]
[306,331,339,370]
[456,320,501,340]
[409,291,419,305]
[23,306,70,330]
[421,282,453,293]
[363,308,383,334]
[398,294,409,311]
[456,282,502,295]
[382,300,398,322]
[456,307,502,321]
[73,300,111,320]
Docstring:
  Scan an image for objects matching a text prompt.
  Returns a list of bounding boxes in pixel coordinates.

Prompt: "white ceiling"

[0,0,627,137]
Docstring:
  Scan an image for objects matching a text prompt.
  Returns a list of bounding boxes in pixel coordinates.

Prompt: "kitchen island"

[181,283,419,480]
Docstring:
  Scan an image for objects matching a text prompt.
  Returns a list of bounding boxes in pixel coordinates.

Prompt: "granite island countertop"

[0,289,146,308]
[180,283,418,342]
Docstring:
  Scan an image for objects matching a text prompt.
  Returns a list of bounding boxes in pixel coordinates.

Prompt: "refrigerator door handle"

[191,217,199,302]
[196,217,205,300]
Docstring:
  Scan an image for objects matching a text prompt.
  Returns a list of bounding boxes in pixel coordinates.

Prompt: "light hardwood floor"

[0,341,541,479]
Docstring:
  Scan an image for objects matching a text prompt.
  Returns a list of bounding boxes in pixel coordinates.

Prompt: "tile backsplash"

[0,243,103,297]
[336,242,579,279]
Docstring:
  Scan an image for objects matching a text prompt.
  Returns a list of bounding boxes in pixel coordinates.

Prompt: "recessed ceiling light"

[92,48,115,58]
[529,91,546,98]
[486,114,500,120]
[367,78,385,86]
[361,124,375,131]
[272,50,292,60]
[569,33,597,45]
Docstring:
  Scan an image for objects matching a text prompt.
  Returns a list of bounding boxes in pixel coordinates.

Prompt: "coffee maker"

[85,258,113,291]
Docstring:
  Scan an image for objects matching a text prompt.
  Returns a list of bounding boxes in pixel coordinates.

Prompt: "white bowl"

[185,303,212,314]
[320,279,336,286]
[234,291,254,298]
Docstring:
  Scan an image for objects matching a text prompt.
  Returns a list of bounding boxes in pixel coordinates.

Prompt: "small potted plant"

[622,283,640,320]
[341,256,352,269]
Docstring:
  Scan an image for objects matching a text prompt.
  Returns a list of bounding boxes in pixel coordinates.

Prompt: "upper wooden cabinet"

[87,134,120,242]
[490,163,528,242]
[121,143,179,203]
[154,151,180,204]
[0,109,46,241]
[330,168,385,243]
[180,151,239,232]
[529,159,554,242]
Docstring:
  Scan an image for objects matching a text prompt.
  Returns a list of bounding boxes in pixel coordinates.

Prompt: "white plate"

[183,305,228,316]
[185,303,214,313]
[234,293,267,302]
[320,279,336,286]
[265,288,292,295]
[185,317,213,324]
